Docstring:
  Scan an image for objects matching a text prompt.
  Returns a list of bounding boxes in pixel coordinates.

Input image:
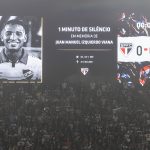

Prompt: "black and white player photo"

[0,16,42,82]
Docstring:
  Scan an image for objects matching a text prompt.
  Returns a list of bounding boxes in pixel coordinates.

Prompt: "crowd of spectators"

[0,80,149,150]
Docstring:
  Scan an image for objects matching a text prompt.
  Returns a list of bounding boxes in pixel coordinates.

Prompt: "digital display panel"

[46,3,116,85]
[0,16,42,83]
[0,0,149,88]
[117,12,150,87]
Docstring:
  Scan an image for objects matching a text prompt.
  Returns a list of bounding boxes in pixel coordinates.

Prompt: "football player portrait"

[0,17,42,82]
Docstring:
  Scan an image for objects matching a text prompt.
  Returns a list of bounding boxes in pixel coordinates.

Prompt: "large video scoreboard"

[0,0,150,87]
[117,11,150,87]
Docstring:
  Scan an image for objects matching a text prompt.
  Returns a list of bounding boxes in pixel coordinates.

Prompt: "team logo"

[120,43,133,56]
[23,69,34,80]
[81,68,89,76]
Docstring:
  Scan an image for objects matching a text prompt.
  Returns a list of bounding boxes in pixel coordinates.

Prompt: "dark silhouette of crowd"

[0,80,149,150]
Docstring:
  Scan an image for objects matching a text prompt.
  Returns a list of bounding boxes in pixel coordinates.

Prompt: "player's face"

[1,24,27,51]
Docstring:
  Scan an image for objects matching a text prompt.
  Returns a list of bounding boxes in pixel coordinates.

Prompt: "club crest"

[120,43,133,56]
